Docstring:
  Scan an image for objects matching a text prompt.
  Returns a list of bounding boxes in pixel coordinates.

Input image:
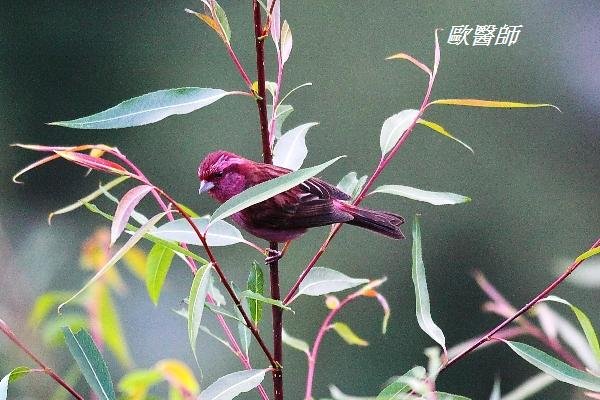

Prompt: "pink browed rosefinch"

[198,150,405,243]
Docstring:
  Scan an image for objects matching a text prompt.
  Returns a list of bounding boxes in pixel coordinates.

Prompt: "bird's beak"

[198,180,215,195]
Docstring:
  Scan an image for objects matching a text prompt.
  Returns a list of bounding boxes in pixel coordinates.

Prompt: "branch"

[0,319,84,400]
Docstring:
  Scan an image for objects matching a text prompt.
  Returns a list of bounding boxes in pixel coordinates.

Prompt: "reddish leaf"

[111,185,155,245]
[54,151,130,176]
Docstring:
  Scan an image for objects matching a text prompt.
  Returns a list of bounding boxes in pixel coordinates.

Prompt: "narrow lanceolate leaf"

[155,359,199,396]
[49,88,237,129]
[146,244,176,305]
[209,156,345,225]
[501,373,556,400]
[370,185,471,206]
[428,98,560,111]
[0,373,9,400]
[153,217,245,247]
[281,329,310,355]
[435,393,471,400]
[289,267,369,303]
[269,104,294,139]
[58,212,167,312]
[238,322,252,357]
[55,151,130,176]
[489,377,501,400]
[96,286,133,368]
[240,290,292,311]
[331,322,368,346]
[199,369,269,400]
[337,172,360,197]
[280,20,292,64]
[213,2,231,43]
[111,184,154,245]
[83,203,208,265]
[417,119,474,153]
[48,176,130,223]
[246,261,264,324]
[386,52,432,76]
[576,247,600,263]
[7,367,31,383]
[329,385,376,400]
[62,327,116,400]
[273,122,319,170]
[380,109,420,157]
[188,264,212,363]
[269,0,281,44]
[412,217,446,351]
[376,366,426,400]
[504,340,600,391]
[541,295,600,362]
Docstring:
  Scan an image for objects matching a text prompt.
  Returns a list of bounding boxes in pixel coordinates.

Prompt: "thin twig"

[442,237,600,371]
[0,319,84,400]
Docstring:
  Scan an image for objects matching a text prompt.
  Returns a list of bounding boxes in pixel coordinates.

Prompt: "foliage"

[2,2,599,400]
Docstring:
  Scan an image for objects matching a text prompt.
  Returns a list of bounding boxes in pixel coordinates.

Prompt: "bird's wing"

[256,163,352,201]
[243,163,354,229]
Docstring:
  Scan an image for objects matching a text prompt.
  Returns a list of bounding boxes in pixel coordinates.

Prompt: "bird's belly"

[231,212,306,242]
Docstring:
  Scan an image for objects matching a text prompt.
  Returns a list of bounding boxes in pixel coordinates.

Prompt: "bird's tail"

[343,204,405,239]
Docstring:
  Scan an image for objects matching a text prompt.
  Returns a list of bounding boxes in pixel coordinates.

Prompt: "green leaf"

[199,325,235,353]
[336,172,367,200]
[62,327,116,400]
[501,373,555,400]
[58,212,168,312]
[541,295,600,362]
[290,267,368,303]
[146,244,176,305]
[331,322,368,346]
[49,88,237,129]
[209,156,345,225]
[0,373,8,400]
[370,185,471,205]
[435,393,471,400]
[489,376,501,400]
[29,291,77,327]
[97,286,133,368]
[238,322,252,357]
[240,290,292,311]
[412,216,446,351]
[380,109,420,157]
[42,315,88,346]
[205,303,243,323]
[329,385,376,399]
[246,261,265,324]
[188,264,212,363]
[273,122,319,171]
[118,369,163,399]
[6,366,30,383]
[281,328,310,355]
[153,217,245,247]
[504,340,600,391]
[48,176,130,223]
[199,369,269,400]
[84,203,208,265]
[376,366,426,400]
[268,104,293,139]
[213,2,231,43]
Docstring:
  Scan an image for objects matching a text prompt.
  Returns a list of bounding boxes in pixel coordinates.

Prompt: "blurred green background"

[1,1,599,399]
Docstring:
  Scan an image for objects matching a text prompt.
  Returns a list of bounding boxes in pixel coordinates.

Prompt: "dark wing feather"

[242,163,353,229]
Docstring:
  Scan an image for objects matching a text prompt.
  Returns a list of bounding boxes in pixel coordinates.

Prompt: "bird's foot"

[264,248,283,264]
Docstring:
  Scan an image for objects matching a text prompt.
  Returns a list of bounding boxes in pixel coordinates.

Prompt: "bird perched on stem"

[198,150,405,246]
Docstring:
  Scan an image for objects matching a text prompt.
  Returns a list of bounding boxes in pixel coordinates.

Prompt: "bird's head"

[197,150,249,202]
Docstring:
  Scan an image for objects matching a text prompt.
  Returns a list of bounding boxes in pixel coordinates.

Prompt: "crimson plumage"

[198,150,405,242]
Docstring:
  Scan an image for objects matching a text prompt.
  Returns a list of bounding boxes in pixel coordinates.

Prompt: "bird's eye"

[214,171,223,178]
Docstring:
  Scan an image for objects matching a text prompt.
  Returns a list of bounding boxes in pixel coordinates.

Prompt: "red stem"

[0,319,84,400]
[253,1,283,399]
[442,237,600,371]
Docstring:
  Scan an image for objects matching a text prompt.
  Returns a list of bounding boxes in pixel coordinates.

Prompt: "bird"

[197,150,405,251]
